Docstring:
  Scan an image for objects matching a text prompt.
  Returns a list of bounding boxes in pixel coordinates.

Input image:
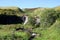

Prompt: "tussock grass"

[0,7,60,40]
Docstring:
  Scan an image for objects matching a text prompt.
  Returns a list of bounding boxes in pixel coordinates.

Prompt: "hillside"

[23,7,42,13]
[0,6,60,40]
[0,7,24,16]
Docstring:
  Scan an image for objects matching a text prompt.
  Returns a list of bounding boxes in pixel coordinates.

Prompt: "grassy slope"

[0,7,60,40]
[33,18,60,40]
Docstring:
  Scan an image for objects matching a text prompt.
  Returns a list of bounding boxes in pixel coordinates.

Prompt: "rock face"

[0,7,25,24]
[0,14,23,24]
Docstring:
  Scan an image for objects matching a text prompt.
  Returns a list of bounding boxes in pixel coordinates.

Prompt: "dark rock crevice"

[0,14,23,24]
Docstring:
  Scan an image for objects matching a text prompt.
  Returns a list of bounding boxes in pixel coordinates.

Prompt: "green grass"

[0,7,60,40]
